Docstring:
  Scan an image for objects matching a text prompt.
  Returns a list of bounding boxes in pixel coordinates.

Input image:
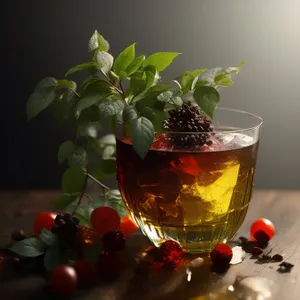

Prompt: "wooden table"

[0,190,299,300]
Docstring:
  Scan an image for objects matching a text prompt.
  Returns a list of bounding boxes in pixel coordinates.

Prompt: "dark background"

[1,0,300,190]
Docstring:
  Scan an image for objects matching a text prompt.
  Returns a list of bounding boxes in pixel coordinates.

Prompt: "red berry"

[250,218,275,241]
[74,260,96,285]
[49,265,78,296]
[159,240,183,268]
[120,215,139,237]
[33,212,56,236]
[91,207,121,235]
[210,244,233,265]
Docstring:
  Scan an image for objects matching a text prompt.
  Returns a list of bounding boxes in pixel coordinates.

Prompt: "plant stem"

[87,173,110,190]
[70,89,80,98]
[83,193,93,201]
[73,171,89,215]
[103,187,108,206]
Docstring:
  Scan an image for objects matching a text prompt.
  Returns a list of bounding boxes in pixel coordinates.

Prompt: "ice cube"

[221,133,254,150]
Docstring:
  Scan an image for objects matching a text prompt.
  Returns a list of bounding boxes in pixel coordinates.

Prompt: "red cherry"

[120,215,139,237]
[49,265,78,296]
[250,218,275,240]
[74,260,96,285]
[90,207,121,235]
[210,243,233,265]
[33,212,56,236]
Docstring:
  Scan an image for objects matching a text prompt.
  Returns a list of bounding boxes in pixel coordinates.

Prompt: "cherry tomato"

[49,265,78,296]
[33,212,56,236]
[74,260,96,285]
[120,215,139,237]
[90,207,120,235]
[250,218,275,240]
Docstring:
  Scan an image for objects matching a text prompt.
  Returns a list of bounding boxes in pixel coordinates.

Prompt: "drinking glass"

[116,108,263,253]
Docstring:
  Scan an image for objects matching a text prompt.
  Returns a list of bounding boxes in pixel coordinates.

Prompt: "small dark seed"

[272,254,283,262]
[250,246,263,255]
[239,236,249,244]
[279,262,294,268]
[261,254,272,261]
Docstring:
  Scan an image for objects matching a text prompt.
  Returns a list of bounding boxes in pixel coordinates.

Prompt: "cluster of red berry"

[32,207,139,296]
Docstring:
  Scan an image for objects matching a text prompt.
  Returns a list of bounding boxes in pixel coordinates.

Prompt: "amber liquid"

[117,136,259,253]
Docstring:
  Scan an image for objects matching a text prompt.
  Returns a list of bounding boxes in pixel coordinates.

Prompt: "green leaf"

[125,55,145,76]
[131,117,154,159]
[58,141,75,164]
[27,77,57,120]
[92,190,127,217]
[102,145,116,159]
[174,71,193,93]
[50,89,77,124]
[83,244,103,264]
[77,122,101,138]
[93,158,116,180]
[95,51,114,74]
[98,99,125,118]
[68,147,87,168]
[89,30,109,52]
[56,80,76,90]
[39,229,57,247]
[99,134,116,146]
[73,212,91,228]
[157,90,183,109]
[113,43,135,75]
[134,85,170,112]
[52,193,80,210]
[77,106,101,123]
[129,70,147,96]
[108,71,120,85]
[9,237,45,258]
[143,52,180,72]
[62,167,86,194]
[44,248,68,272]
[75,80,113,117]
[175,69,207,93]
[191,69,207,77]
[81,77,103,91]
[215,74,234,87]
[123,105,138,124]
[65,62,97,77]
[130,66,158,102]
[194,86,220,119]
[138,106,165,132]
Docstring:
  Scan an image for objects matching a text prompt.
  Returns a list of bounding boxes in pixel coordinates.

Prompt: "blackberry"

[163,103,213,149]
[102,230,126,252]
[51,213,81,246]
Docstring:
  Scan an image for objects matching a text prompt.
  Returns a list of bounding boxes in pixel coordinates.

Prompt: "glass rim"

[163,107,263,135]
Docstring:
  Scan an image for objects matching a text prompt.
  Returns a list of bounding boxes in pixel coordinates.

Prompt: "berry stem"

[87,173,110,190]
[103,187,108,206]
[73,170,89,215]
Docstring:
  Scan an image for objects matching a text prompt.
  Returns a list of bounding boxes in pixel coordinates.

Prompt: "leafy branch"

[26,29,245,213]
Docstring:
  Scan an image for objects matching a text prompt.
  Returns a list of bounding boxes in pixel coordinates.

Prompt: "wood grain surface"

[0,190,299,300]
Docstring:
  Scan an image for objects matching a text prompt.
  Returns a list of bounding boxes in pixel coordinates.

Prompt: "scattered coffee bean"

[272,254,283,262]
[261,254,272,261]
[239,236,249,244]
[250,246,263,255]
[279,261,294,269]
